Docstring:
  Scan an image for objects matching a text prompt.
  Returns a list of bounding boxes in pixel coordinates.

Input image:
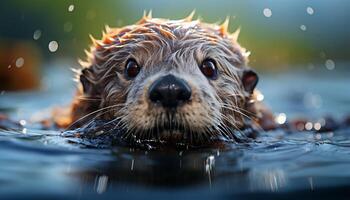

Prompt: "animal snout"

[148,74,192,108]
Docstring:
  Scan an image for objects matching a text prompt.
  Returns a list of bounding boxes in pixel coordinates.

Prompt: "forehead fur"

[82,13,249,70]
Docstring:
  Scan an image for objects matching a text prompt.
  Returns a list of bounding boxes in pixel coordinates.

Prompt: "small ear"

[242,69,259,93]
[80,68,93,94]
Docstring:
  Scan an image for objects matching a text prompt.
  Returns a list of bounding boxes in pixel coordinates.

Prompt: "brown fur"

[67,13,272,144]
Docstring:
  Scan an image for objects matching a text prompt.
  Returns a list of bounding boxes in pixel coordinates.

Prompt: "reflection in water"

[308,177,314,191]
[72,148,246,190]
[95,175,109,194]
[249,168,287,192]
[205,155,215,187]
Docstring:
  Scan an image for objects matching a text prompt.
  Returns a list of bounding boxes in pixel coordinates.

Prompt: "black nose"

[148,74,192,108]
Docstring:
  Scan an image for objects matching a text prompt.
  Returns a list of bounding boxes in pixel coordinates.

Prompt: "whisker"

[66,103,126,130]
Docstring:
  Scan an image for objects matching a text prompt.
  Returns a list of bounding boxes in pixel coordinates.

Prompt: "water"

[0,63,350,199]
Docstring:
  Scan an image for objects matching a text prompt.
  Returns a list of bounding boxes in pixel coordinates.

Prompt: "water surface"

[0,64,350,199]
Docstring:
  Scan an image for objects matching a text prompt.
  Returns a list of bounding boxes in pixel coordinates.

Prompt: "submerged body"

[65,13,275,146]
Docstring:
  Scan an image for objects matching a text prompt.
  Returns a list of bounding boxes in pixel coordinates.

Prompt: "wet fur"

[68,13,269,144]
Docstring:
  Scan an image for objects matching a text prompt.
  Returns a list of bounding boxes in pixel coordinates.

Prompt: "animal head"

[73,12,259,145]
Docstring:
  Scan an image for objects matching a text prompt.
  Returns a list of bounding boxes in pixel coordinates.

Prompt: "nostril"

[148,74,192,108]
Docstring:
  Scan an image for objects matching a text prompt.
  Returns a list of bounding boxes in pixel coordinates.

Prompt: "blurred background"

[0,0,349,91]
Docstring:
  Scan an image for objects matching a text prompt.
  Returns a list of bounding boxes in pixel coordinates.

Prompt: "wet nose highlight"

[148,74,192,108]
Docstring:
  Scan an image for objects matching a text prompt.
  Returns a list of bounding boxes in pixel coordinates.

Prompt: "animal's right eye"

[125,59,141,78]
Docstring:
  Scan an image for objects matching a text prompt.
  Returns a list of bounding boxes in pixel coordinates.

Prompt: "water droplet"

[48,41,59,52]
[33,29,42,40]
[64,22,73,32]
[325,59,335,70]
[205,155,215,172]
[306,7,314,15]
[68,4,74,12]
[275,113,287,124]
[314,122,321,131]
[8,65,11,69]
[15,57,24,68]
[305,122,313,130]
[19,119,27,126]
[300,25,307,31]
[256,93,264,101]
[263,8,272,18]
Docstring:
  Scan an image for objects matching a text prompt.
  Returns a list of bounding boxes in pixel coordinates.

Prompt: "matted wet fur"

[65,12,274,146]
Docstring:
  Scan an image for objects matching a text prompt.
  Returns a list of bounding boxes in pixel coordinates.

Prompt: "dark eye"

[125,59,140,78]
[200,59,218,79]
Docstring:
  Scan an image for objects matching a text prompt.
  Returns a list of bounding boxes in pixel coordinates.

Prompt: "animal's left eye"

[199,59,218,79]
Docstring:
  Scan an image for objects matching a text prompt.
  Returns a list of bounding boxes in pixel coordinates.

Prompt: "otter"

[64,12,275,146]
